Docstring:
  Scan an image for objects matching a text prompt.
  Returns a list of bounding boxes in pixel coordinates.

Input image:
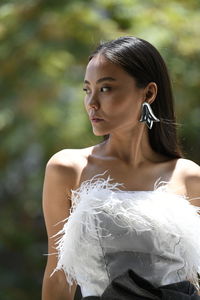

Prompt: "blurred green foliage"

[0,0,200,299]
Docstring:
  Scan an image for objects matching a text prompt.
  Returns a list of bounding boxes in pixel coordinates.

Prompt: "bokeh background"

[0,0,200,299]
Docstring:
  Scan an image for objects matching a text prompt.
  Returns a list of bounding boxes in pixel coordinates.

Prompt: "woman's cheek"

[102,94,124,110]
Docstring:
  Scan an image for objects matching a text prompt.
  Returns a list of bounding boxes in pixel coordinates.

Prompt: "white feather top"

[52,176,200,297]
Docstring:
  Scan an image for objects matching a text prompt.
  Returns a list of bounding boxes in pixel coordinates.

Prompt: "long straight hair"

[89,36,182,159]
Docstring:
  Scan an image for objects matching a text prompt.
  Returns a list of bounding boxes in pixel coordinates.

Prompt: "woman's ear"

[145,82,157,104]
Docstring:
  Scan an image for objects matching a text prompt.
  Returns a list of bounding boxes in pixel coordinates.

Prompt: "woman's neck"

[101,125,164,166]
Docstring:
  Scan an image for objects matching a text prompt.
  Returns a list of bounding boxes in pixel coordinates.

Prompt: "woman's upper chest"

[79,154,184,193]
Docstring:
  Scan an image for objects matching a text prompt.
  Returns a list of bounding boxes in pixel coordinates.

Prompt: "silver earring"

[139,102,160,129]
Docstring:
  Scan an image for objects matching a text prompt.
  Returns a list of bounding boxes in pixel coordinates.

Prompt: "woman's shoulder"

[174,158,200,178]
[45,146,95,189]
[172,158,200,205]
[47,147,93,166]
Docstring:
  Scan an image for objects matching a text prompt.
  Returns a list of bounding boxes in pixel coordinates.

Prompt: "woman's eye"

[100,87,110,92]
[83,86,110,94]
[83,88,90,94]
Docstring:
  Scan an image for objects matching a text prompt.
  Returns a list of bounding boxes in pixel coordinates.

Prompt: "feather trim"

[52,175,200,291]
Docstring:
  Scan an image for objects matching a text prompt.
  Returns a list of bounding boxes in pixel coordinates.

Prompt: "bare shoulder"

[172,158,200,205]
[174,158,200,181]
[47,148,90,169]
[43,147,94,238]
[46,147,93,190]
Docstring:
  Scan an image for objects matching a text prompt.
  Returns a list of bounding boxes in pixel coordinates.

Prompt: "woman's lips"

[91,118,104,123]
[89,115,104,123]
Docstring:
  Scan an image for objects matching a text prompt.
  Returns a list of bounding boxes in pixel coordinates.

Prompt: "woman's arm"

[42,152,78,300]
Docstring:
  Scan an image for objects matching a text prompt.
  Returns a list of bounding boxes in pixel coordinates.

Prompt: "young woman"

[42,36,200,300]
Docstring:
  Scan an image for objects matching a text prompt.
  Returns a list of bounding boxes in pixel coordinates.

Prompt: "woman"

[42,36,200,300]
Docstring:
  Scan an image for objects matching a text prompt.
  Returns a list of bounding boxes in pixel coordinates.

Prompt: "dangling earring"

[139,102,160,129]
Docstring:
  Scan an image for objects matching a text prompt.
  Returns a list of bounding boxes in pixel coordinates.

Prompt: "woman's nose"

[87,94,100,110]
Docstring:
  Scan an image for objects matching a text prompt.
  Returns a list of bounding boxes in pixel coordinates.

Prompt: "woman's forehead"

[85,54,130,81]
[86,54,113,70]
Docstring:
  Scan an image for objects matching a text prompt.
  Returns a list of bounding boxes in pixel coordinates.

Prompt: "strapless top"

[53,176,200,297]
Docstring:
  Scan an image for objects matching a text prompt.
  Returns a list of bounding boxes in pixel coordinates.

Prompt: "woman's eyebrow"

[84,77,116,84]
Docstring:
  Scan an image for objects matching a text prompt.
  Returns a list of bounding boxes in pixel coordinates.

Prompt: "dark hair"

[89,36,182,159]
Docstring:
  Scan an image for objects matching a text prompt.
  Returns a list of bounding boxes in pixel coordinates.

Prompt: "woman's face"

[83,54,146,136]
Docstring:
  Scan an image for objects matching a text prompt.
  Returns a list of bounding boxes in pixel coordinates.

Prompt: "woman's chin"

[92,129,109,137]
